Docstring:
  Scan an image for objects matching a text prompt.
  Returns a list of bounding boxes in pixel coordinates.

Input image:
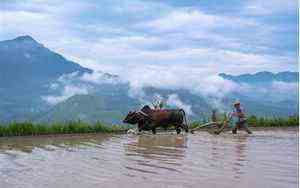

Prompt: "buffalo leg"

[175,125,181,134]
[179,124,188,133]
[183,124,189,133]
[152,128,156,134]
[138,122,143,133]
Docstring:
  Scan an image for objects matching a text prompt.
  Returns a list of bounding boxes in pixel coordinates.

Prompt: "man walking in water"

[230,100,252,134]
[215,100,252,134]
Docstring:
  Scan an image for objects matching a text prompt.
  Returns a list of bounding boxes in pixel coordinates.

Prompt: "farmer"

[230,100,252,134]
[215,100,252,134]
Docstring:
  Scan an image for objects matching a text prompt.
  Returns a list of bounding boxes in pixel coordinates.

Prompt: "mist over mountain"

[217,71,298,118]
[0,36,298,124]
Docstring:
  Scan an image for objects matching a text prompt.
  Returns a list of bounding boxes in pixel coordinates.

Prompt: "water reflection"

[232,136,248,180]
[0,128,298,188]
[124,134,187,176]
[126,134,187,161]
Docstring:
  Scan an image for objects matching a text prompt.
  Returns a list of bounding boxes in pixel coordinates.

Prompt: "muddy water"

[0,128,298,188]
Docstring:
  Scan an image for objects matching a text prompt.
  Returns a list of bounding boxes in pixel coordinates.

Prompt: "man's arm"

[236,107,245,118]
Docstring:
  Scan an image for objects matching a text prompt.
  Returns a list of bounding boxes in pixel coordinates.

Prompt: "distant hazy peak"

[0,35,93,78]
[14,35,36,42]
[219,71,299,83]
[0,35,43,48]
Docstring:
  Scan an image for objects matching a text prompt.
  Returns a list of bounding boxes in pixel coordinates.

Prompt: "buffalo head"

[123,111,152,131]
[123,111,142,124]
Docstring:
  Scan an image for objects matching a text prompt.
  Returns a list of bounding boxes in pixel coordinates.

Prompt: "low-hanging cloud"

[89,63,240,110]
[80,71,122,85]
[42,85,89,105]
[42,71,123,105]
[83,63,298,112]
[237,81,299,102]
[41,64,298,117]
[166,94,193,115]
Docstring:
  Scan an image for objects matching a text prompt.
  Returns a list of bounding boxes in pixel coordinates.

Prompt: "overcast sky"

[0,0,298,75]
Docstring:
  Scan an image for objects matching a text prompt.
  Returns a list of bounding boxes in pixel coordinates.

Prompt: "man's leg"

[231,116,239,134]
[232,126,237,134]
[241,121,252,134]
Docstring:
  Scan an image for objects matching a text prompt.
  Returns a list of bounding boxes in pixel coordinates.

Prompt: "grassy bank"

[0,121,128,137]
[190,115,299,129]
[247,115,299,127]
[0,115,298,137]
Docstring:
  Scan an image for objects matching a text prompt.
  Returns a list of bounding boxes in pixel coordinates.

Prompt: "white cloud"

[1,0,297,109]
[166,94,193,115]
[42,72,91,105]
[243,0,298,16]
[41,71,123,105]
[42,85,88,105]
[84,61,298,111]
[1,0,296,76]
[80,71,121,84]
[92,63,239,110]
[0,9,65,43]
[57,71,81,83]
[142,9,256,32]
[268,81,298,101]
[83,46,296,75]
[230,81,299,103]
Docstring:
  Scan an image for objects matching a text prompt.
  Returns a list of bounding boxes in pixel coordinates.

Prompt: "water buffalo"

[123,105,189,134]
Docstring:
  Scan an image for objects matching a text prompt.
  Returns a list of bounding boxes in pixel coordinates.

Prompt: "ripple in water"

[0,128,298,188]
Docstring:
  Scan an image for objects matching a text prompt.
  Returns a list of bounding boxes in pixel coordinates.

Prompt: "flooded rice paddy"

[0,127,298,188]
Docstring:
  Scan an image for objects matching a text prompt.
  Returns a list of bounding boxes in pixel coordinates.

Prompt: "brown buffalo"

[123,105,189,134]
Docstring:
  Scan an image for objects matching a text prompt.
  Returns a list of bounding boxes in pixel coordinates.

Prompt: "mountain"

[36,83,298,125]
[35,86,141,125]
[218,71,298,117]
[0,35,92,121]
[219,71,299,84]
[35,95,131,124]
[0,35,298,124]
[0,35,92,88]
[35,87,213,124]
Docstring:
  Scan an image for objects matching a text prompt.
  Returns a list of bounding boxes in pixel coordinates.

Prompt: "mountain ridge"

[219,71,299,83]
